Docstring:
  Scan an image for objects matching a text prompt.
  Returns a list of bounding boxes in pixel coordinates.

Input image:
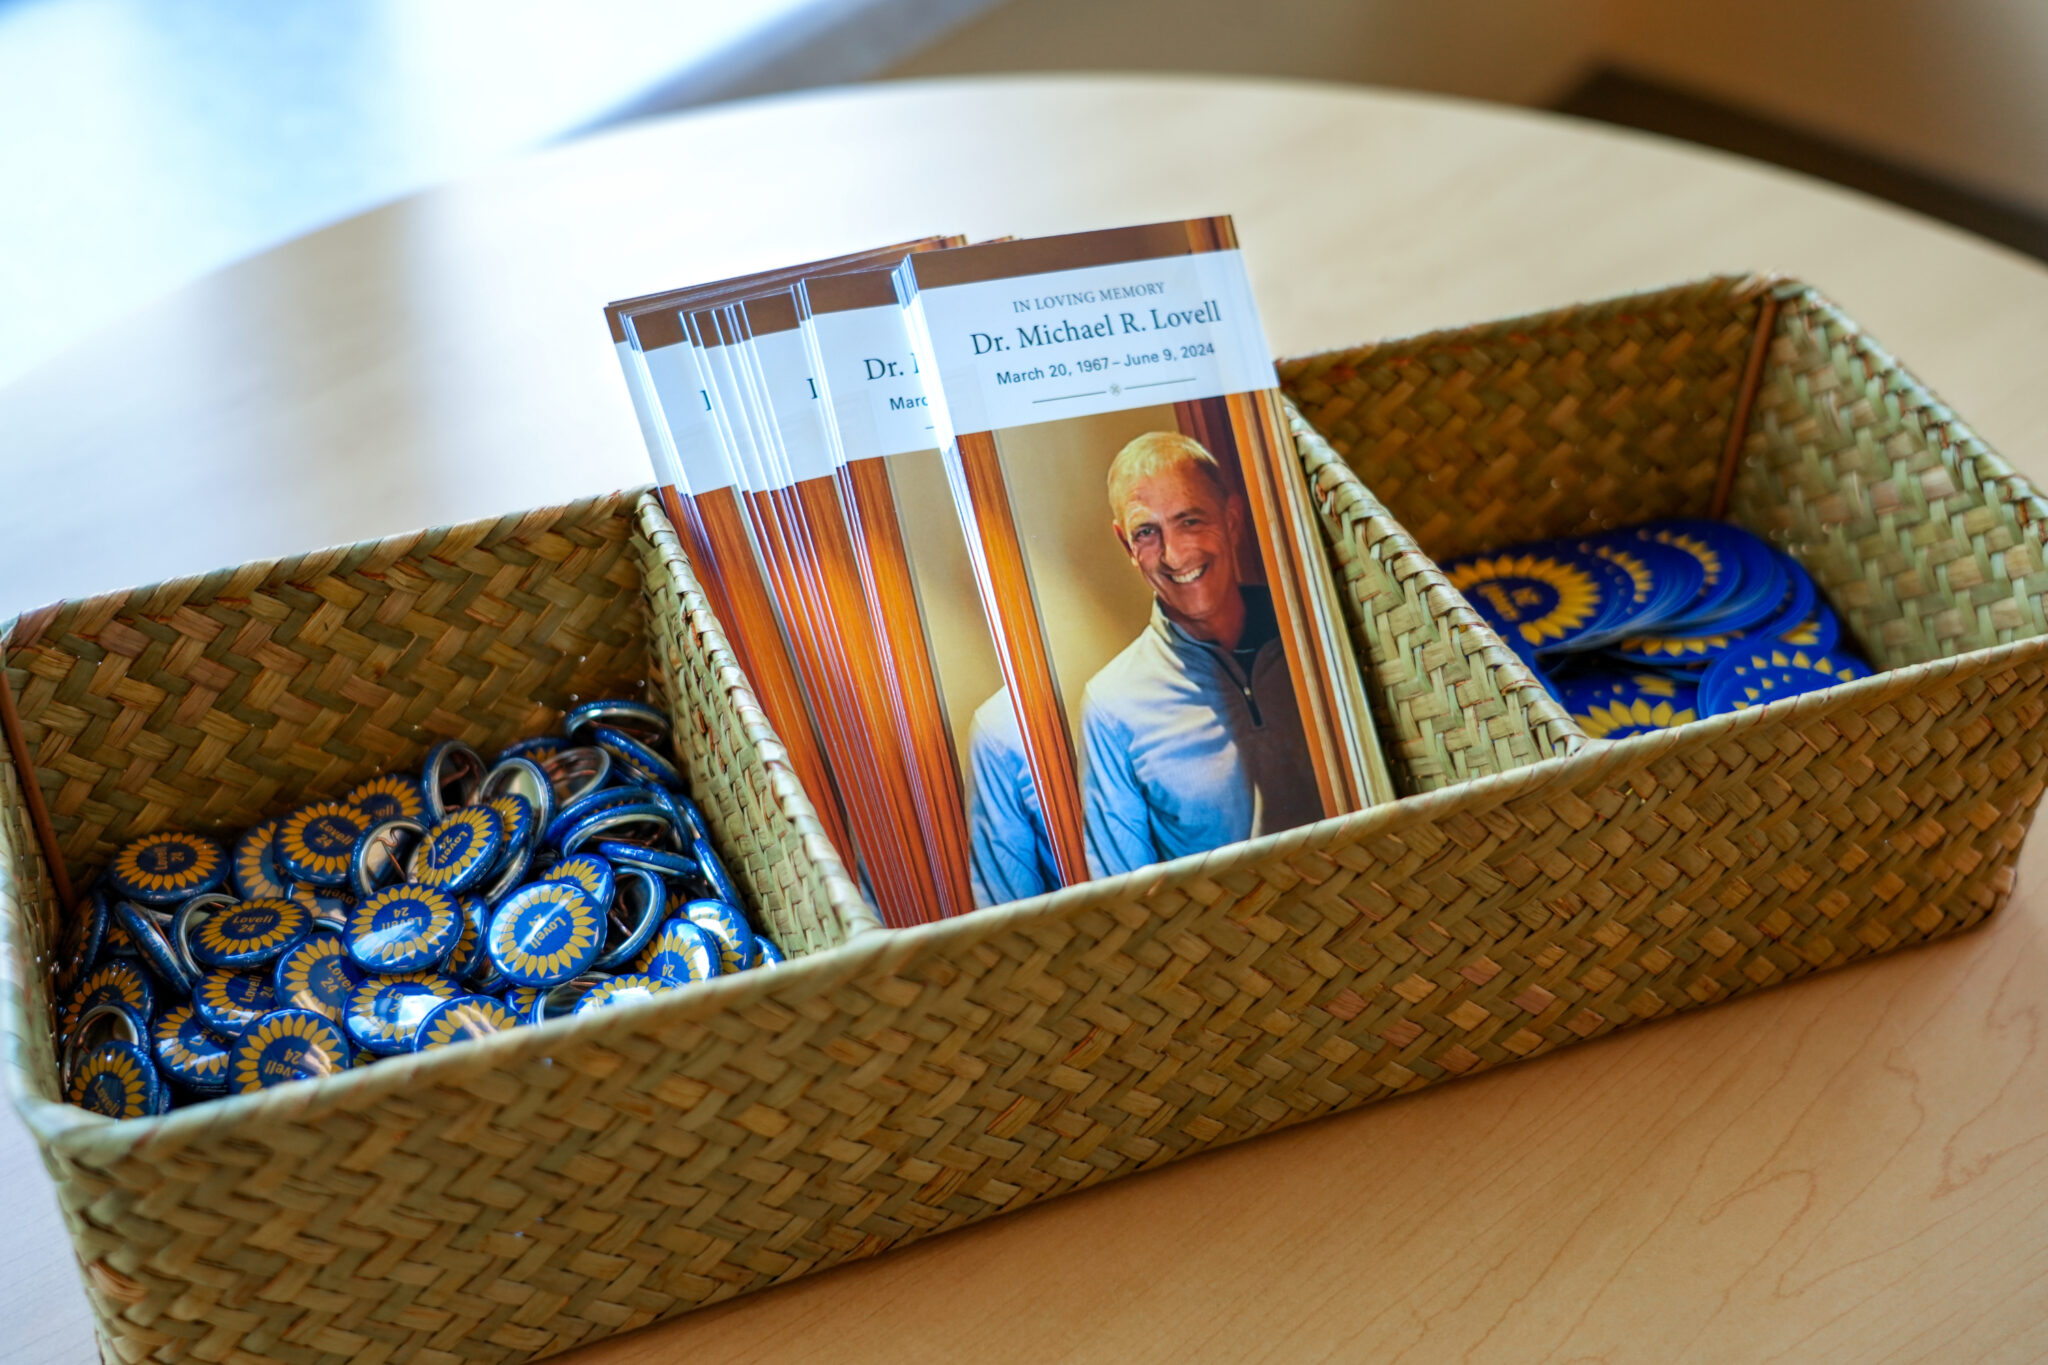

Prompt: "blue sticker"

[57,886,112,993]
[1577,536,1705,641]
[343,973,463,1056]
[1441,548,1616,654]
[1702,644,1874,717]
[1611,545,1818,667]
[346,884,462,974]
[230,1009,352,1092]
[277,802,371,888]
[413,994,523,1051]
[231,819,292,901]
[67,1038,162,1118]
[634,918,723,985]
[1637,520,1783,634]
[346,772,428,827]
[188,896,314,969]
[114,899,196,996]
[1779,601,1842,653]
[681,898,756,976]
[62,959,155,1039]
[411,807,505,894]
[1558,672,1701,739]
[107,832,227,906]
[152,1002,233,1093]
[486,795,536,860]
[548,854,616,911]
[486,881,604,987]
[271,933,366,1023]
[193,969,277,1038]
[1625,522,1742,630]
[442,897,487,983]
[498,984,546,1020]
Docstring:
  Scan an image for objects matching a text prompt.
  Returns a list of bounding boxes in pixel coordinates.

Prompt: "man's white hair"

[1106,431,1227,527]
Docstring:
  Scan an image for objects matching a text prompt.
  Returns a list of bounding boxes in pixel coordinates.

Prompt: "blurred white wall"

[891,0,2048,217]
[892,0,1604,107]
[0,0,999,387]
[1603,2,2048,217]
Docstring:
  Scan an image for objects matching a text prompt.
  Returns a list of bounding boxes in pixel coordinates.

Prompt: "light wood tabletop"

[6,73,2048,1364]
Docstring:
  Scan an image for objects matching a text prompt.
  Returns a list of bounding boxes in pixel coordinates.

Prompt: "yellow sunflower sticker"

[68,1041,158,1118]
[108,831,226,904]
[1575,697,1699,739]
[1445,553,1603,649]
[230,1010,350,1093]
[488,882,602,986]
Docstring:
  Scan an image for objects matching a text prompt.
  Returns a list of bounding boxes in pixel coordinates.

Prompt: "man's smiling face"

[1115,461,1244,635]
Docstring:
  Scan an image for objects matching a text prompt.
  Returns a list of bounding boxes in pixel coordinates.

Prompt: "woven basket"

[5,275,2046,1364]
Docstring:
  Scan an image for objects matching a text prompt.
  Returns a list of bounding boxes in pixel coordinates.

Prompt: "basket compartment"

[1283,275,2048,743]
[0,492,871,1361]
[1,279,2043,1365]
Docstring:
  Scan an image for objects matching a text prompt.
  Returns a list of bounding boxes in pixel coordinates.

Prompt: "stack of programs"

[606,219,1395,926]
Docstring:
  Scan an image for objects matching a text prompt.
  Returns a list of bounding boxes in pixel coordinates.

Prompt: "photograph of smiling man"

[899,219,1386,887]
[1082,423,1319,875]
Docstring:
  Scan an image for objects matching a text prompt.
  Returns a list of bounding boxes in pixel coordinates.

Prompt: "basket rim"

[0,488,652,654]
[1274,270,1787,377]
[14,625,2047,1164]
[12,269,2048,1161]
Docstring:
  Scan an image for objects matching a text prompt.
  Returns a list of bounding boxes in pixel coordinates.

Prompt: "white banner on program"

[907,248,1277,435]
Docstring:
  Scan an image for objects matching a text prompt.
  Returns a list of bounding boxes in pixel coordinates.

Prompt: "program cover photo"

[899,219,1384,890]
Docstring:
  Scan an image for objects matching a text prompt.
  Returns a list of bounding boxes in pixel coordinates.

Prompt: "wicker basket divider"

[629,498,877,951]
[1,275,2046,1365]
[1286,402,1583,793]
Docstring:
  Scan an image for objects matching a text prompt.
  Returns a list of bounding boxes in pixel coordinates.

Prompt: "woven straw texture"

[1287,401,1583,793]
[0,493,871,1361]
[1732,283,2048,667]
[1,279,2044,1365]
[1282,274,1771,562]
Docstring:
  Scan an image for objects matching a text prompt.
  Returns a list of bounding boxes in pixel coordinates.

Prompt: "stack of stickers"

[1440,519,1875,740]
[51,699,784,1118]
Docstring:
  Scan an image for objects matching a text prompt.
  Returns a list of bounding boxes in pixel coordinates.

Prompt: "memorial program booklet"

[896,219,1392,890]
[606,217,1391,919]
[799,266,1050,910]
[717,289,959,923]
[606,240,947,916]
